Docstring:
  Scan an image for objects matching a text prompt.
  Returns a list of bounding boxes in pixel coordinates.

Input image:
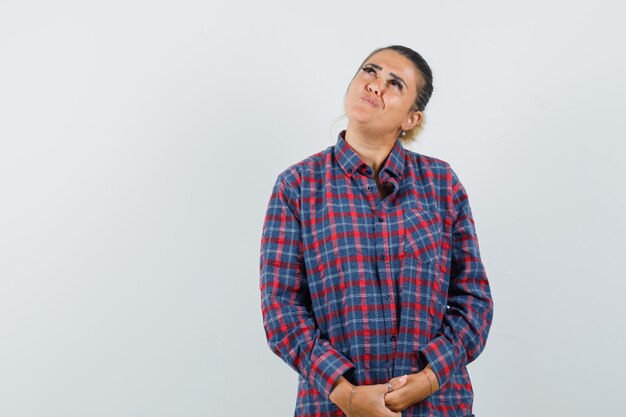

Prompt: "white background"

[1,1,624,416]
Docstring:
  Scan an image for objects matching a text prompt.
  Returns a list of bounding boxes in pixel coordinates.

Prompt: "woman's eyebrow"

[365,62,408,89]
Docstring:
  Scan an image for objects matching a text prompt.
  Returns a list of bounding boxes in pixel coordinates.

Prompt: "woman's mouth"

[361,96,380,108]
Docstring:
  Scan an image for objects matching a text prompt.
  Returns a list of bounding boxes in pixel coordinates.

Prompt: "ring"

[387,382,393,393]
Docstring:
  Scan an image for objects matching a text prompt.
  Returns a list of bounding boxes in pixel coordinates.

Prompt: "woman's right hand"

[349,383,401,417]
[330,376,408,417]
[348,379,407,417]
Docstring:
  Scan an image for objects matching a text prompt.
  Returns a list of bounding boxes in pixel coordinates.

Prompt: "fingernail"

[400,374,407,382]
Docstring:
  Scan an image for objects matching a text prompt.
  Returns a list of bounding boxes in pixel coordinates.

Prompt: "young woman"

[260,45,494,417]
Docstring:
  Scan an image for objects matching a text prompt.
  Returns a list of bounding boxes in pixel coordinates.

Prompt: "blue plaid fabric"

[260,130,494,416]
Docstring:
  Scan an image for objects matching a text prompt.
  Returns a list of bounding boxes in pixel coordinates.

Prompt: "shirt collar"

[334,130,406,180]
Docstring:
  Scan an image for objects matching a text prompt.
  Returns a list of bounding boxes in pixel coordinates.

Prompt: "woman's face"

[344,49,423,136]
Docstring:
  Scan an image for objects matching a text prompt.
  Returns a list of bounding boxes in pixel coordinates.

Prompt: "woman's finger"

[391,374,408,390]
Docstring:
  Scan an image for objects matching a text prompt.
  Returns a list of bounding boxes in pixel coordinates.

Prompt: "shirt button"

[367,185,372,191]
[380,254,385,260]
[385,294,391,300]
[377,217,384,222]
[390,336,396,342]
[347,168,352,173]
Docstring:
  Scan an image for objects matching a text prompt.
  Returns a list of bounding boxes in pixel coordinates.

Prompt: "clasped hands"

[329,365,440,417]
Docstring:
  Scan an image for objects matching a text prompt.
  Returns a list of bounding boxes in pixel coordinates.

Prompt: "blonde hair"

[399,112,427,146]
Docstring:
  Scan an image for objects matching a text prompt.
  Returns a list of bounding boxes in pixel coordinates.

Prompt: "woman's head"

[343,45,434,145]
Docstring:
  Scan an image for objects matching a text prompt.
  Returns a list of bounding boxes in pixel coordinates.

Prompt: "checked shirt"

[260,130,494,417]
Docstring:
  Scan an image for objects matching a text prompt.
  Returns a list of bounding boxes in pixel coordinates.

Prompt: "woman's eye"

[361,66,376,75]
[390,80,403,91]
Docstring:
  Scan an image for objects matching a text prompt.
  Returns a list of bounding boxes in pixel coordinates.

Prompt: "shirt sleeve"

[418,167,495,389]
[259,173,356,399]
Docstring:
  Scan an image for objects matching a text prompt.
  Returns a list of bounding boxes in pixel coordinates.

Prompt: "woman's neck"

[344,124,397,177]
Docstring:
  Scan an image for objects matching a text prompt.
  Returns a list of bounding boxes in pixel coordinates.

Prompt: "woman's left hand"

[384,366,439,412]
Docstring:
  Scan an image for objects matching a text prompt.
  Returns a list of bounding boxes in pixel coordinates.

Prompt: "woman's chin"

[345,109,378,126]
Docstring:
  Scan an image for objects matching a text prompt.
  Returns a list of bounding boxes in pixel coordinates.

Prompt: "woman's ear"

[403,110,423,131]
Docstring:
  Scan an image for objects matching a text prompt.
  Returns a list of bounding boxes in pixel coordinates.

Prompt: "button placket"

[374,210,399,375]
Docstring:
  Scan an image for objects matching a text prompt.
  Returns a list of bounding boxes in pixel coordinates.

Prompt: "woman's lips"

[361,96,380,108]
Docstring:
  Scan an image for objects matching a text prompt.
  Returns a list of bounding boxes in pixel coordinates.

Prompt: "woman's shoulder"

[402,148,471,198]
[403,147,453,174]
[273,145,334,190]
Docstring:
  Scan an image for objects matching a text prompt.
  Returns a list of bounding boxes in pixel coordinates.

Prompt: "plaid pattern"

[260,131,494,417]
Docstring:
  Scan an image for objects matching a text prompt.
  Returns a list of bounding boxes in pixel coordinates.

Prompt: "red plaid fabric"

[260,130,494,417]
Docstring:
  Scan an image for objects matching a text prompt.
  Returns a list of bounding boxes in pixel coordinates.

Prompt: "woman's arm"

[260,173,356,400]
[417,167,495,390]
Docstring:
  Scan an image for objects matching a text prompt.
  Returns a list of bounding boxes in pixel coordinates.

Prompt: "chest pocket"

[402,207,443,264]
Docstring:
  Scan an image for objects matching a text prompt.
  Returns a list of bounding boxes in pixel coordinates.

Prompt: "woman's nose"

[367,79,382,95]
[367,82,380,95]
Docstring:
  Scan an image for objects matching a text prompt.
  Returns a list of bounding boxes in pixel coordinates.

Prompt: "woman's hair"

[346,45,434,146]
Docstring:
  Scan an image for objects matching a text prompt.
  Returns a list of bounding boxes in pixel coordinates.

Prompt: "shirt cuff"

[308,348,356,400]
[418,335,463,389]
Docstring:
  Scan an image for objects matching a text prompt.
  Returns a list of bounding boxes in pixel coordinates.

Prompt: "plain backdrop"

[1,1,624,416]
